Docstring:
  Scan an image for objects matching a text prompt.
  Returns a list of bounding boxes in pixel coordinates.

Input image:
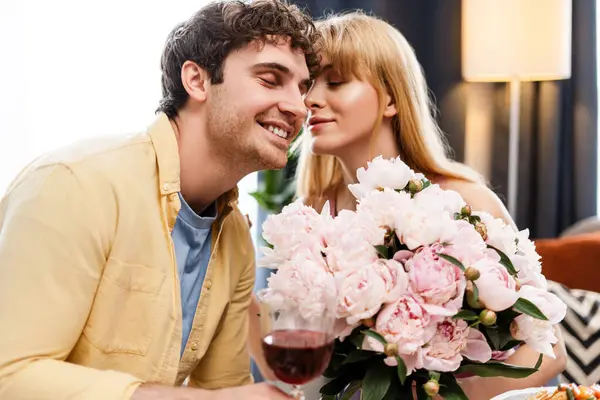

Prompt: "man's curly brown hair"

[157,0,321,118]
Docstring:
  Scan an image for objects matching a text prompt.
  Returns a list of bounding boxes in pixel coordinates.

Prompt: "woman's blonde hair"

[295,12,483,207]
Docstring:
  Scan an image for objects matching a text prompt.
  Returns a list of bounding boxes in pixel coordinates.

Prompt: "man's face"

[205,37,310,171]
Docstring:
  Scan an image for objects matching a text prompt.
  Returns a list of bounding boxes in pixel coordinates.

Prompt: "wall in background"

[0,0,259,238]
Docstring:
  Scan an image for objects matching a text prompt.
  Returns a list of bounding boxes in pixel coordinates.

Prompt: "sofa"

[534,217,600,385]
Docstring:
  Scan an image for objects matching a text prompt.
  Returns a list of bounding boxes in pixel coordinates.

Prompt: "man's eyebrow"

[251,62,291,74]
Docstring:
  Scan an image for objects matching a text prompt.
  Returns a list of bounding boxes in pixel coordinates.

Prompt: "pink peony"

[405,243,466,316]
[323,210,381,273]
[266,251,336,321]
[444,220,489,266]
[259,199,330,269]
[262,199,328,249]
[417,319,492,372]
[364,294,437,373]
[472,255,519,311]
[491,348,517,361]
[335,259,408,325]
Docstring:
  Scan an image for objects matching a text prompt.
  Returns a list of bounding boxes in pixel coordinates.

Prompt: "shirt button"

[190,342,198,351]
[205,280,212,290]
[163,183,170,191]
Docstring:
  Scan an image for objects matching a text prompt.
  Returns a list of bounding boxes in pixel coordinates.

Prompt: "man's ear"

[181,60,209,103]
[383,92,397,118]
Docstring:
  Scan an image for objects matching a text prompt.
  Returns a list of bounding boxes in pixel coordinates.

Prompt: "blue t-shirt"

[171,193,217,356]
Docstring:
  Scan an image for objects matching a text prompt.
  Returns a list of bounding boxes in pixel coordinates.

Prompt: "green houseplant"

[250,137,300,216]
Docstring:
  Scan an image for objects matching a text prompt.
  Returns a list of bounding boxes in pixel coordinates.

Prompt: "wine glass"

[256,288,336,400]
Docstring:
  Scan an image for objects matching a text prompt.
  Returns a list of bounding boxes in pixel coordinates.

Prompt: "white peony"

[348,156,416,199]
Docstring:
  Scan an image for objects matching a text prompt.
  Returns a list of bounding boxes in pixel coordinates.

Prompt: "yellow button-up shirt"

[0,114,255,399]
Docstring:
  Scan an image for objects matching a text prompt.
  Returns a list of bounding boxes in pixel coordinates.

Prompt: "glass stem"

[290,385,305,400]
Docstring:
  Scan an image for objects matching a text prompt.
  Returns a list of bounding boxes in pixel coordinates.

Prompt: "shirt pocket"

[83,259,166,355]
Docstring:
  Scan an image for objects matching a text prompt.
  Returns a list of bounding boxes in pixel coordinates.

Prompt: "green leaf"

[487,245,519,275]
[455,361,539,378]
[415,379,430,400]
[472,283,479,302]
[341,381,362,400]
[262,169,284,194]
[497,330,518,349]
[438,374,469,400]
[452,310,479,321]
[534,353,544,369]
[429,371,441,381]
[375,245,390,259]
[468,215,482,225]
[397,356,408,385]
[322,352,346,378]
[513,298,549,321]
[349,334,365,349]
[362,329,387,345]
[438,253,466,271]
[320,376,353,396]
[385,374,412,400]
[342,350,376,365]
[249,191,277,213]
[363,362,392,400]
[485,326,501,350]
[422,180,431,190]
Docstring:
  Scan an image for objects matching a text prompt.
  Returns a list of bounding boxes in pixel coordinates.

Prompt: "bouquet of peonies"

[259,156,567,400]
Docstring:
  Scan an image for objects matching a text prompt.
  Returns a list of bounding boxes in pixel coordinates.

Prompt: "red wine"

[262,329,334,385]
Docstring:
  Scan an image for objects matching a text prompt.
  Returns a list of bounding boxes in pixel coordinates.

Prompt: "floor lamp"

[462,0,572,218]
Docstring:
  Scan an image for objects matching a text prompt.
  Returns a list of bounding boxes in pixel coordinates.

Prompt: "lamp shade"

[462,0,572,82]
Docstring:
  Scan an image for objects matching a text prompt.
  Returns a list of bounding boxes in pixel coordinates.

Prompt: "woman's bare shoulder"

[437,178,515,227]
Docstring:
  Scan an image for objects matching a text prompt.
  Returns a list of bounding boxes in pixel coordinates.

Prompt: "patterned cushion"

[548,280,600,385]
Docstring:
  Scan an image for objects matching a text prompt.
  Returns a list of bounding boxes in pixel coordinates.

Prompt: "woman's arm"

[439,179,568,398]
[459,327,567,399]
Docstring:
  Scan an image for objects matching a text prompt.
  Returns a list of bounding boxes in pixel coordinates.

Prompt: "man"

[0,0,320,398]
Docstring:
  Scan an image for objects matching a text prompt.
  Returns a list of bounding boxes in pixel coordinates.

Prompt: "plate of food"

[492,384,600,400]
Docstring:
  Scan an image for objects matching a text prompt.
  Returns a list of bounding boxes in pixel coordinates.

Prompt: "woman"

[251,11,567,399]
[300,11,567,399]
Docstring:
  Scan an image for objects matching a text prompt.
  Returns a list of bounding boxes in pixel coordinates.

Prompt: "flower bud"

[423,380,440,396]
[465,267,480,281]
[510,320,522,339]
[384,343,399,357]
[475,222,488,241]
[466,282,483,309]
[361,318,375,328]
[408,179,424,193]
[480,309,497,326]
[461,205,472,216]
[514,278,522,291]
